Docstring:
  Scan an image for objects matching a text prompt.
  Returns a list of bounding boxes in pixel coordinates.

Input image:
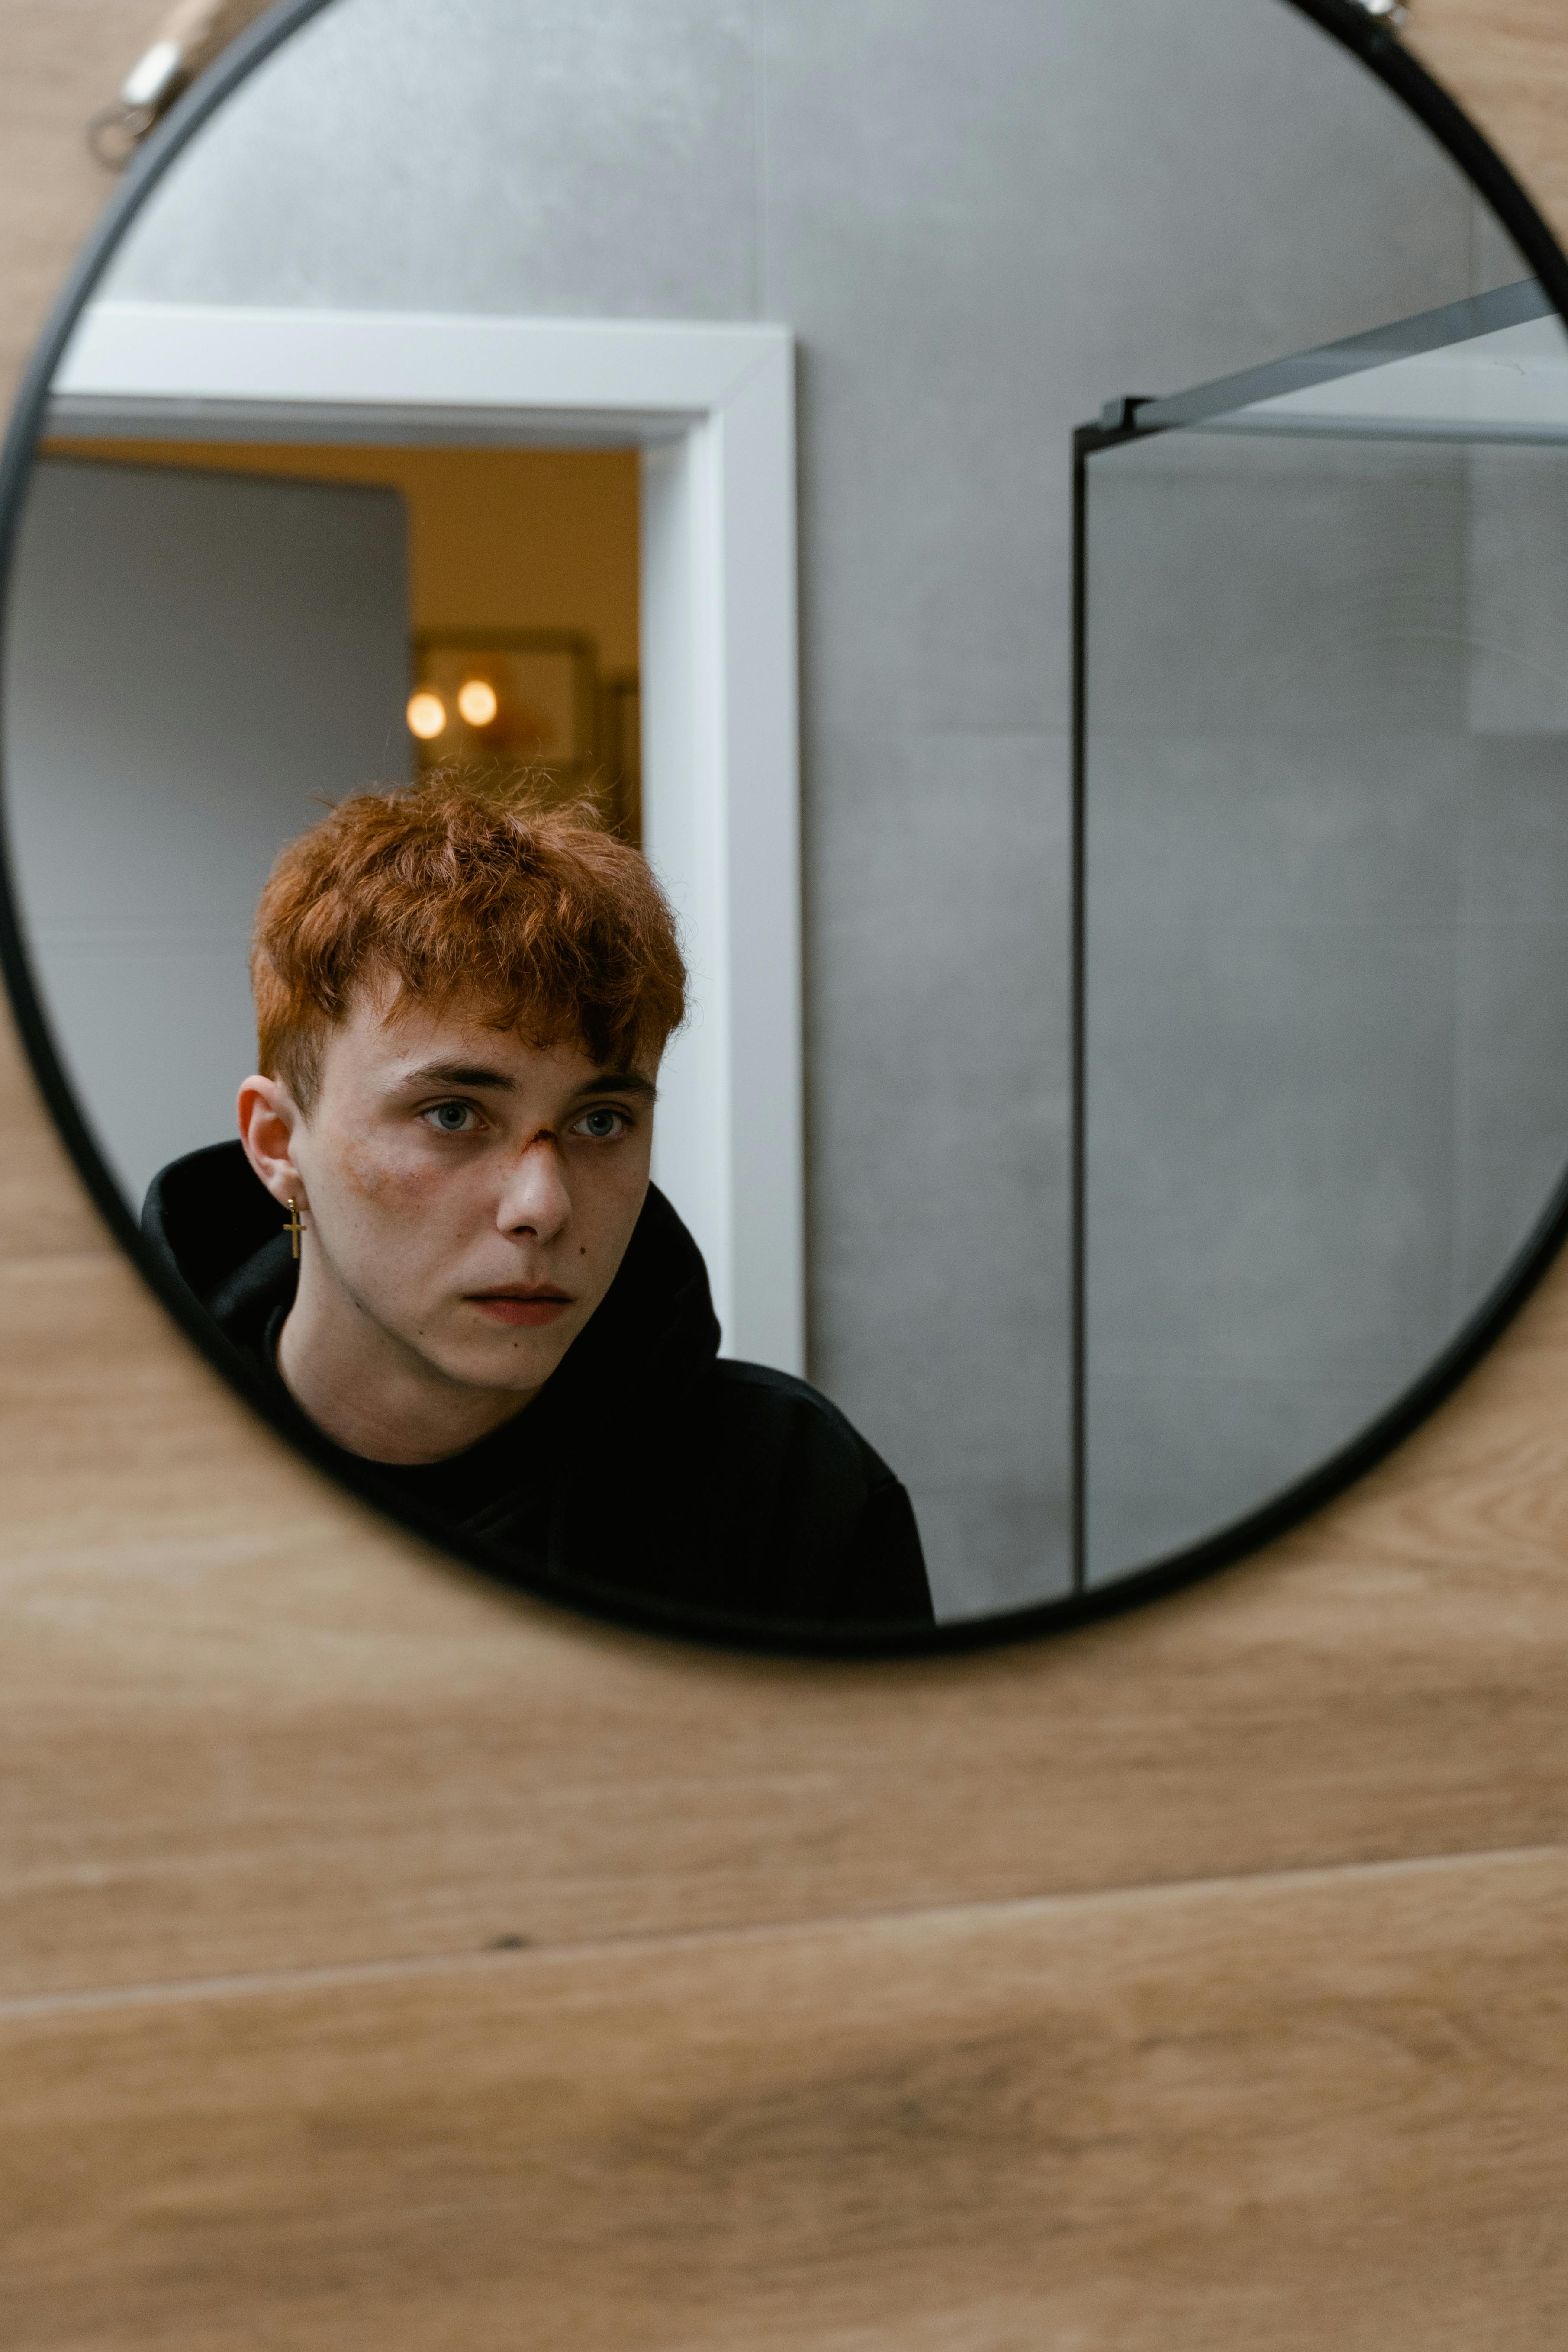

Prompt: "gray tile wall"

[85,0,1514,1615]
[1083,429,1568,1584]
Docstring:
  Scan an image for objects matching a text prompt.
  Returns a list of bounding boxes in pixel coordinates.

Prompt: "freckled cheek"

[332,1143,464,1238]
[581,1173,648,1283]
[338,1140,437,1206]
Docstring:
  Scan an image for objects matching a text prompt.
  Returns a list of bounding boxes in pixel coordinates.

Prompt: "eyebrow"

[567,1070,658,1102]
[402,1061,516,1090]
[401,1060,657,1100]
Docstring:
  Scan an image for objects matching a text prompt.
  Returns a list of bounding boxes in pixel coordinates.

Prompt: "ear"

[238,1074,307,1209]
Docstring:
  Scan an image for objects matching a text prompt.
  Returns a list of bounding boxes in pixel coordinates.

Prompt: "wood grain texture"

[0,0,171,402]
[1407,0,1568,235]
[4,1845,1567,2350]
[3,2,1568,2343]
[6,1237,1568,1998]
[0,996,120,1259]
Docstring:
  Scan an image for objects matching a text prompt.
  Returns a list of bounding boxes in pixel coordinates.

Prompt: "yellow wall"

[47,437,641,667]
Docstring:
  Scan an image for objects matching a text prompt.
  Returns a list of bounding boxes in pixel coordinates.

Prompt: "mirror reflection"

[1082,280,1568,1581]
[3,0,1565,1641]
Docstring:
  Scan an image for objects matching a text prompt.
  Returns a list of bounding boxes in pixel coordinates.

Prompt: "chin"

[431,1333,573,1393]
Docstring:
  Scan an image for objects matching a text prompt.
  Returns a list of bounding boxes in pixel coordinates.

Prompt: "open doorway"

[30,301,802,1371]
[45,438,642,835]
[12,438,641,1225]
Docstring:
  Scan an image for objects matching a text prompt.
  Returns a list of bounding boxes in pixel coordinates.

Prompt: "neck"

[276,1257,535,1465]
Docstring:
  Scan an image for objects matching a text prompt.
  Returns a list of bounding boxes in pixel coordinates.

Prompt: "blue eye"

[576,1107,625,1140]
[425,1101,476,1133]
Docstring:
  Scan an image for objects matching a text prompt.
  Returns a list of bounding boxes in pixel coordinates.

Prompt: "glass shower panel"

[1081,300,1568,1586]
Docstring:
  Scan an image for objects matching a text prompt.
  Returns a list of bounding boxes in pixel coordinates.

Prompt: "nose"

[496,1133,572,1243]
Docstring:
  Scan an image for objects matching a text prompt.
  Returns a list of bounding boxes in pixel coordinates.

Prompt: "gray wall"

[87,0,1518,1616]
[1083,426,1568,1581]
[3,460,409,1205]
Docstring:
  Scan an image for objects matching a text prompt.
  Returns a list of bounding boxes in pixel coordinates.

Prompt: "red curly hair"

[251,778,686,1108]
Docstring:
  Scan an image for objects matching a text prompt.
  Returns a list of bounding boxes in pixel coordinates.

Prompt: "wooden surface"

[1409,0,1568,229]
[7,1847,1568,2350]
[4,4,1568,2344]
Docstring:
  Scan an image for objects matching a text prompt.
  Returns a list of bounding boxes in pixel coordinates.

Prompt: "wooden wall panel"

[0,1,171,401]
[5,1846,1568,2350]
[6,1240,1568,1999]
[1408,0,1568,228]
[2,2,1567,2343]
[0,1008,107,1255]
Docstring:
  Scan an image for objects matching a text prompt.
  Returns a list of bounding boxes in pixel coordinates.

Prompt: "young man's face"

[246,989,658,1405]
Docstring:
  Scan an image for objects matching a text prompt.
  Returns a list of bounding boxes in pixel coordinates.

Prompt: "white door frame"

[49,300,805,1374]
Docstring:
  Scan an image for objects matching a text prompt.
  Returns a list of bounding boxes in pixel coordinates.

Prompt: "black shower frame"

[0,0,1565,1657]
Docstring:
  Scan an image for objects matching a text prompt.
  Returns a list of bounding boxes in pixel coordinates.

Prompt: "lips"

[467,1287,574,1329]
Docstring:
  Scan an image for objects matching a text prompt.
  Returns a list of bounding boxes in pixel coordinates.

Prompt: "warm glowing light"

[457,677,499,727]
[406,690,447,740]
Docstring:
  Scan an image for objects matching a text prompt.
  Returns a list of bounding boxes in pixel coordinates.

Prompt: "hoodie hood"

[140,1142,932,1632]
[142,1138,723,1418]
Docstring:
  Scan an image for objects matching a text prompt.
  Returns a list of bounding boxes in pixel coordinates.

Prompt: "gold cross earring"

[283,1198,305,1260]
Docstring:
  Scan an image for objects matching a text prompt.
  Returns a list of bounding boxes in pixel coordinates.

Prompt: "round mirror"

[3,0,1565,1651]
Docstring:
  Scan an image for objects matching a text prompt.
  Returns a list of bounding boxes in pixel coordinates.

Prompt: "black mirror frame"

[2,0,1565,1658]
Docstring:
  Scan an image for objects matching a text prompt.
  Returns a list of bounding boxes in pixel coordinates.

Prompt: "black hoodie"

[144,1141,933,1631]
